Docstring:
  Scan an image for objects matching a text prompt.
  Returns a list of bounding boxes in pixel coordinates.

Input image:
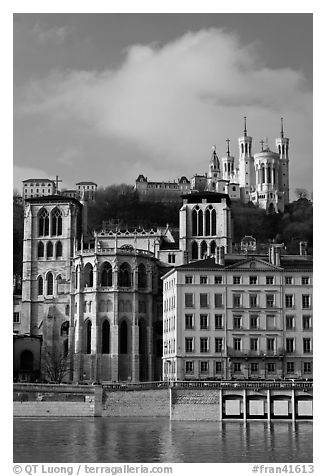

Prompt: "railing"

[101,380,313,391]
[171,380,313,390]
[102,381,169,391]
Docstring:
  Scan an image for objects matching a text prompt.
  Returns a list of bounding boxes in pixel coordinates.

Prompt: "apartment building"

[162,247,312,381]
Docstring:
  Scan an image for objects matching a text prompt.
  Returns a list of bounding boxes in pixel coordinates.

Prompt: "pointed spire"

[281,117,284,138]
[244,116,247,137]
[226,139,230,157]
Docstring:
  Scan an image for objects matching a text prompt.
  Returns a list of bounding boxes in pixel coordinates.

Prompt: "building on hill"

[135,117,290,213]
[135,175,191,202]
[22,179,56,200]
[162,246,312,381]
[76,182,97,201]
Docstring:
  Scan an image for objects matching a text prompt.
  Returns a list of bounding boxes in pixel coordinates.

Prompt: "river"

[13,417,312,463]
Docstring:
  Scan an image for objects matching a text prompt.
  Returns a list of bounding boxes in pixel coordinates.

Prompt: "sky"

[13,13,313,198]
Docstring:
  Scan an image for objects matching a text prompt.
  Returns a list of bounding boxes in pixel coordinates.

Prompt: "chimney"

[299,241,308,256]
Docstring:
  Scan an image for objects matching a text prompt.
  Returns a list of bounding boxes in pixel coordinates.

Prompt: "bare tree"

[42,348,72,383]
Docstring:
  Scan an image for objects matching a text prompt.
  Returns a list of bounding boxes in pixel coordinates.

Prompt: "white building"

[162,245,312,381]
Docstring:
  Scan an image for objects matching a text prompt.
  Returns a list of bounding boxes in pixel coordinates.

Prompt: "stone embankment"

[13,381,313,420]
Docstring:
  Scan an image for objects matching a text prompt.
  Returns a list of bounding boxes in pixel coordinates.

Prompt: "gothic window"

[191,241,198,260]
[278,145,281,154]
[37,276,43,295]
[211,209,216,235]
[120,320,128,354]
[38,209,49,236]
[192,209,197,236]
[56,241,63,258]
[118,262,132,287]
[37,242,44,258]
[46,241,53,258]
[210,241,217,256]
[267,166,271,184]
[241,143,244,154]
[101,262,112,287]
[51,208,63,236]
[102,320,110,354]
[47,272,53,295]
[61,321,69,337]
[139,319,147,355]
[200,241,208,259]
[84,263,94,287]
[65,304,70,316]
[85,320,92,354]
[198,210,203,236]
[138,264,147,289]
[205,209,210,236]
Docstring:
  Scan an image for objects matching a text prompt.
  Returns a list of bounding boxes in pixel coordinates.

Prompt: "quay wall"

[13,383,103,417]
[13,381,313,421]
[102,388,170,417]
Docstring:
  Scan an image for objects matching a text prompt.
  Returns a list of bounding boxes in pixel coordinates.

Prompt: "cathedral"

[136,118,290,213]
[16,187,232,383]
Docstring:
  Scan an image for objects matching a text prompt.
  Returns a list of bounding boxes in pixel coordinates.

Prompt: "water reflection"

[14,418,312,463]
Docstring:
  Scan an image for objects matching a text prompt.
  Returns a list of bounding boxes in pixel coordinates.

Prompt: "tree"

[42,348,72,383]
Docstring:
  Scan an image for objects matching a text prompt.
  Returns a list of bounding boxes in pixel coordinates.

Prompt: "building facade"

[22,179,56,200]
[162,247,312,381]
[135,175,191,201]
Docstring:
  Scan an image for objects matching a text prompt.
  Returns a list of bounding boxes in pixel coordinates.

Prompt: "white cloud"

[15,28,312,190]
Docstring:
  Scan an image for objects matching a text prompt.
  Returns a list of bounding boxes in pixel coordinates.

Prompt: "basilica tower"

[275,117,290,205]
[238,117,255,202]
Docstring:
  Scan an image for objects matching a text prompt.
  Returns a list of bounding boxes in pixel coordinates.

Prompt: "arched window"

[47,241,53,258]
[38,209,49,236]
[205,209,210,236]
[85,320,92,354]
[192,209,197,236]
[278,145,281,154]
[241,143,244,154]
[101,262,112,287]
[210,241,217,256]
[37,242,44,258]
[261,165,265,184]
[138,264,147,289]
[37,276,43,295]
[47,272,53,295]
[201,241,207,259]
[211,209,216,235]
[61,321,69,337]
[56,241,63,258]
[84,263,93,287]
[191,241,198,260]
[139,319,147,355]
[102,320,110,354]
[51,208,63,236]
[20,350,34,371]
[118,262,132,287]
[120,320,128,354]
[198,209,203,236]
[267,166,271,184]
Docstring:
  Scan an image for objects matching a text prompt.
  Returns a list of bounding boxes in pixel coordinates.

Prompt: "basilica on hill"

[136,118,290,213]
